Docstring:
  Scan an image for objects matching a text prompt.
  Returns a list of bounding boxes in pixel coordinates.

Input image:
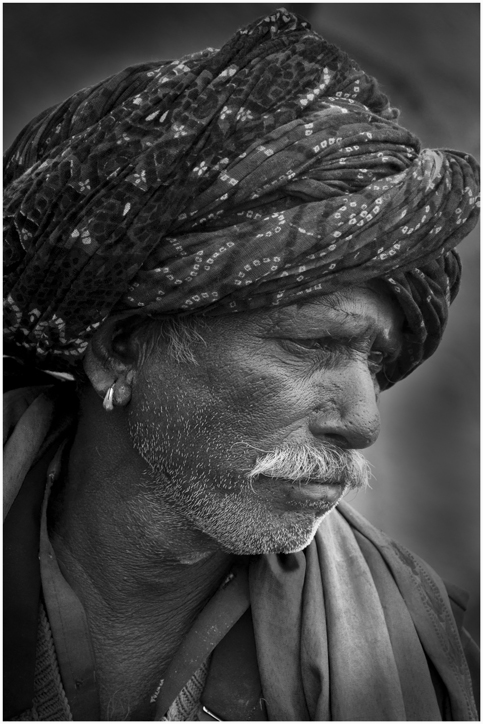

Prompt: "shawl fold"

[249,504,478,720]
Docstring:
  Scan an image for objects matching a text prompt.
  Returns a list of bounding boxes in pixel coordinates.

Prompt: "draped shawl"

[250,503,478,720]
[3,9,479,386]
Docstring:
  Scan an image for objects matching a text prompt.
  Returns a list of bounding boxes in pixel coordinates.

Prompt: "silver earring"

[103,384,115,411]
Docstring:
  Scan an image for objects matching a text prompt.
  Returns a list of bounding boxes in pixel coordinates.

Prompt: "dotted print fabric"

[3,9,479,386]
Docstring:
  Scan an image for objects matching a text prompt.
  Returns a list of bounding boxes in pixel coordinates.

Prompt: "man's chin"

[203,505,333,556]
[135,465,342,556]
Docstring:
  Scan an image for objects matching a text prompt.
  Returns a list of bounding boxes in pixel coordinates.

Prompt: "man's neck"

[49,391,234,719]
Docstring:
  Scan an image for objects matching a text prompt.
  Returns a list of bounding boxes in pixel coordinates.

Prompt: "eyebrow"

[264,298,403,350]
[266,301,370,332]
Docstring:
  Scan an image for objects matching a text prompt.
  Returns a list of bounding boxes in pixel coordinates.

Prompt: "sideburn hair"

[72,314,208,391]
[117,314,208,367]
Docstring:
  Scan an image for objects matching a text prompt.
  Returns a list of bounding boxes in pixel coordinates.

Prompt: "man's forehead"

[263,283,404,336]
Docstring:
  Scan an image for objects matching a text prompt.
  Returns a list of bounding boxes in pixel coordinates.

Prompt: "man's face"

[127,284,403,555]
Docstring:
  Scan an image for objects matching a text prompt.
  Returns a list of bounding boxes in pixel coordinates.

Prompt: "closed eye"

[278,338,351,366]
[288,338,332,350]
[280,337,397,373]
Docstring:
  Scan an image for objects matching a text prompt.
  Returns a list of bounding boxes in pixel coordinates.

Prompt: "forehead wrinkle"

[263,290,374,337]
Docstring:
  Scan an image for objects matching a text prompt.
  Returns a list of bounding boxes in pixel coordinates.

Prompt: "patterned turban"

[4,9,479,387]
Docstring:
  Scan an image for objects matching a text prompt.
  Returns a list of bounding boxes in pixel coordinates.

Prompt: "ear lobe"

[83,314,138,400]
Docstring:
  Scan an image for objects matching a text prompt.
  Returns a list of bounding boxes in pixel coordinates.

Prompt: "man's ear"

[83,314,139,406]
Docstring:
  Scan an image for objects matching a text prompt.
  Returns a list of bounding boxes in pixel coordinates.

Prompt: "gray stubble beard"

[128,408,369,555]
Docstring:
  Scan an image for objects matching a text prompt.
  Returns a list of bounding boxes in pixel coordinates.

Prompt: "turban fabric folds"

[4,9,479,387]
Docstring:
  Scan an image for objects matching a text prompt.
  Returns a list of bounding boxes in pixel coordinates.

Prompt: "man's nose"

[308,363,381,450]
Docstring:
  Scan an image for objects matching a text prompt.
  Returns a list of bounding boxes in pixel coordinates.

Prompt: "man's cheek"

[230,383,316,444]
[164,435,249,495]
[217,368,301,424]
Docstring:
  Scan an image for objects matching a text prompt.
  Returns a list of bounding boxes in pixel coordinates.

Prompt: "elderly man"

[3,9,479,722]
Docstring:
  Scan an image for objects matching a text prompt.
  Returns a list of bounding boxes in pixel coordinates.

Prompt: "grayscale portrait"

[3,4,479,721]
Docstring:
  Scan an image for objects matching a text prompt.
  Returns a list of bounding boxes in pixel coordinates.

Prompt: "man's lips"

[283,477,344,503]
[288,482,343,503]
[257,474,344,504]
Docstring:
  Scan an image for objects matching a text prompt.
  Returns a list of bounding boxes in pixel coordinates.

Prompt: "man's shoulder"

[3,385,53,443]
[4,384,75,519]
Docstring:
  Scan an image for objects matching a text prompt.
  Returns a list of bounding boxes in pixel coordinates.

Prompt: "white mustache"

[248,441,371,490]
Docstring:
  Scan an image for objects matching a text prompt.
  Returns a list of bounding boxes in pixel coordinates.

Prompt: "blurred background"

[4,3,479,640]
